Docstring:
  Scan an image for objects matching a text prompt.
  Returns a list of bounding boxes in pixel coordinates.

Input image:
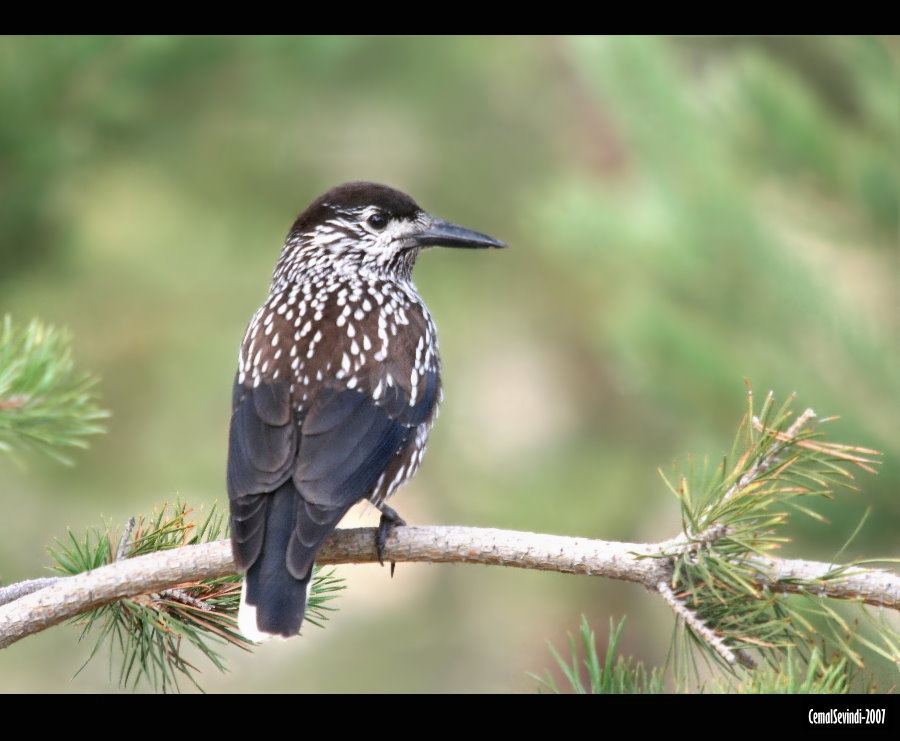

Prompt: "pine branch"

[0,315,108,463]
[2,527,897,649]
[1,385,894,689]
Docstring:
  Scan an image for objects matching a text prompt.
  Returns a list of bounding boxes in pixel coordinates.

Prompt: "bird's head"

[276,182,506,284]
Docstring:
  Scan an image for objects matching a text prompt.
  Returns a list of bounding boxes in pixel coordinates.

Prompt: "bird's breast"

[237,277,442,422]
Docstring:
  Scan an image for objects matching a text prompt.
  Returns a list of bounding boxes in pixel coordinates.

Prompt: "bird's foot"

[376,504,406,577]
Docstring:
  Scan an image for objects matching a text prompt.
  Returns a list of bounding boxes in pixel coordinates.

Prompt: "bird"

[227,181,506,641]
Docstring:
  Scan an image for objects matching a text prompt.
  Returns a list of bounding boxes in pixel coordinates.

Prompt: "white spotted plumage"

[228,182,504,640]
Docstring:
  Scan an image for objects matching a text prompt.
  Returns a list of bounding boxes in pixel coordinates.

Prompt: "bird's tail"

[237,480,350,641]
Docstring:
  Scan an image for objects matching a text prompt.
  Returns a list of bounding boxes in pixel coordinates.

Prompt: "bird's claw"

[376,505,406,576]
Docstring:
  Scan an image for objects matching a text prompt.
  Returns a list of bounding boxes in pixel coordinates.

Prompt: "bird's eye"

[367,212,388,231]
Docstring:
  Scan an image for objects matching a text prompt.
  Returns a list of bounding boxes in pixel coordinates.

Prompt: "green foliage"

[534,616,666,694]
[657,389,896,679]
[47,502,344,693]
[49,503,242,692]
[302,567,345,632]
[534,388,896,693]
[0,315,108,464]
[538,617,857,693]
[731,648,853,694]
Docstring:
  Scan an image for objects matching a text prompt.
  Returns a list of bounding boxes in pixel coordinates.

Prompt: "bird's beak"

[411,217,506,250]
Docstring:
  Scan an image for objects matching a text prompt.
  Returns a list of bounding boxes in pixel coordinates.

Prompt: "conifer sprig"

[653,388,892,679]
[0,315,108,463]
[46,502,346,692]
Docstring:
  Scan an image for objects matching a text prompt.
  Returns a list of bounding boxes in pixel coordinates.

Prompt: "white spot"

[409,369,419,406]
[238,588,276,643]
[415,336,424,366]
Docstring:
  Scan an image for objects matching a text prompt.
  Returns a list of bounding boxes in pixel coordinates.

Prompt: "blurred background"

[0,35,897,693]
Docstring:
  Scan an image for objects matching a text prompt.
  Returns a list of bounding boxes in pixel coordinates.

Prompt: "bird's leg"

[375,503,406,576]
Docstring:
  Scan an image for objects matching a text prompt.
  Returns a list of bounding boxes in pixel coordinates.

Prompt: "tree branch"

[2,525,898,649]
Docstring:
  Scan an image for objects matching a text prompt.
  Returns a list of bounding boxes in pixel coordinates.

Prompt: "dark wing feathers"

[295,389,407,500]
[294,389,386,484]
[229,494,268,571]
[284,384,424,580]
[228,380,297,571]
[243,481,311,635]
[286,499,354,579]
[376,369,440,425]
[227,380,295,490]
[228,360,439,596]
[300,388,368,435]
[251,380,293,426]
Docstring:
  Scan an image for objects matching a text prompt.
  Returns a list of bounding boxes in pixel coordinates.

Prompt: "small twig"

[0,577,65,607]
[784,407,817,440]
[116,517,136,562]
[657,523,731,555]
[751,414,882,475]
[656,579,755,668]
[158,588,214,611]
[723,401,811,505]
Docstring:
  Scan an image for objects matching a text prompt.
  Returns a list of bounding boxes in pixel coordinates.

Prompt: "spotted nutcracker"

[227,182,506,640]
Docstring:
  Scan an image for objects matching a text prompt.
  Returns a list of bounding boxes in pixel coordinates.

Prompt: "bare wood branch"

[1,525,898,649]
[0,577,66,606]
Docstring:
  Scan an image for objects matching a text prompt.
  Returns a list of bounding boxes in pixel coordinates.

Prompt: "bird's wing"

[226,368,439,578]
[227,379,297,571]
[286,370,438,578]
